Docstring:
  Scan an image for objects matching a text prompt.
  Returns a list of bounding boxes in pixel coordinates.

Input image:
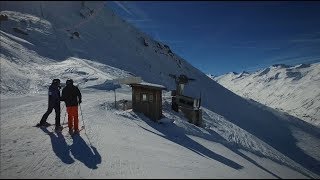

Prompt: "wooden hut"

[130,82,166,121]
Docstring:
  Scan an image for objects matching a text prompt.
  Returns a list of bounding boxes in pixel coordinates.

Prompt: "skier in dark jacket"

[60,79,82,134]
[37,79,63,131]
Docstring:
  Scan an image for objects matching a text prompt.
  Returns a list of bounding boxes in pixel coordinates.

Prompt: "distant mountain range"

[211,63,320,127]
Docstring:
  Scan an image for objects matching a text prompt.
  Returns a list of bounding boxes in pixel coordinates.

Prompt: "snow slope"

[1,1,320,178]
[0,1,194,95]
[213,63,320,127]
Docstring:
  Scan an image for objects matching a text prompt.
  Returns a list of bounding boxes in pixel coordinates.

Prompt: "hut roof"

[130,82,166,90]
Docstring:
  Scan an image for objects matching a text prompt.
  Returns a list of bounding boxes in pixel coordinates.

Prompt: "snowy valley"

[1,1,320,178]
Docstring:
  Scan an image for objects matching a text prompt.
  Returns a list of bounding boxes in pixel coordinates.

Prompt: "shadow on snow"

[197,79,320,177]
[130,113,243,171]
[40,127,101,169]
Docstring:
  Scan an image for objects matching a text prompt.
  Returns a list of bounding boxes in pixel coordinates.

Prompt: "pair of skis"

[35,123,85,136]
[65,126,85,136]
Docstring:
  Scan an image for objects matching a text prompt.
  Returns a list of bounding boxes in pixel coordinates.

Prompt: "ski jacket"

[61,84,82,107]
[48,84,61,105]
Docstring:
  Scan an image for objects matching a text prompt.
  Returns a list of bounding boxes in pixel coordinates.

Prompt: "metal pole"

[114,89,117,109]
[62,110,67,125]
[60,104,67,126]
[79,104,85,129]
[79,104,92,146]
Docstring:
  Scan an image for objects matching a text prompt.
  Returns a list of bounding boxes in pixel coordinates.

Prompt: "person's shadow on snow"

[70,134,102,169]
[40,127,75,164]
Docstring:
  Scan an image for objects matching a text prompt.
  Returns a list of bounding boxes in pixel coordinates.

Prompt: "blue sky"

[107,1,320,76]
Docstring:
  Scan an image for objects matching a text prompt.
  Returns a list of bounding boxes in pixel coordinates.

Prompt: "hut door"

[149,93,154,119]
[141,93,149,116]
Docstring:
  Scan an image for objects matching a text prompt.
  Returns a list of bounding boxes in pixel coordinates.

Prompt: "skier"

[60,79,82,135]
[37,79,63,131]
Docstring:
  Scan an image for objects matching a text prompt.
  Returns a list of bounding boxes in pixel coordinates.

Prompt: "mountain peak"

[271,64,291,68]
[228,71,238,75]
[295,63,311,69]
[214,62,319,127]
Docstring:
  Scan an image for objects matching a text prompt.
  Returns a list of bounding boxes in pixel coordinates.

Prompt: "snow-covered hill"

[213,63,320,127]
[1,1,320,178]
[0,1,199,96]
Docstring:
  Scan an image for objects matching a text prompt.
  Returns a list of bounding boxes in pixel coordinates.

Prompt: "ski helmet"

[52,79,60,85]
[66,79,73,85]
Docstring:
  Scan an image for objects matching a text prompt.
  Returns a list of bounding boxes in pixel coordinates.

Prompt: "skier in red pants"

[60,79,82,135]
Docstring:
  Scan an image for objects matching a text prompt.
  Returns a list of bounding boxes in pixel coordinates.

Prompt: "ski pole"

[62,110,67,125]
[79,103,85,129]
[79,103,93,146]
[60,103,67,125]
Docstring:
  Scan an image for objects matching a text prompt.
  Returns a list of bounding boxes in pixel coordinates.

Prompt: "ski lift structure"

[169,74,202,126]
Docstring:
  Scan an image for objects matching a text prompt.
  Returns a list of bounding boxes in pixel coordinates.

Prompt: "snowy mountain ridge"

[1,1,201,96]
[1,1,320,178]
[212,62,320,127]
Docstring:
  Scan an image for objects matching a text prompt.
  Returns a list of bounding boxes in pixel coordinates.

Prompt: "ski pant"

[40,101,61,126]
[66,106,79,131]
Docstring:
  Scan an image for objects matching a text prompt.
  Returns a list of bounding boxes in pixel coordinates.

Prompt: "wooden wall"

[132,86,162,121]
